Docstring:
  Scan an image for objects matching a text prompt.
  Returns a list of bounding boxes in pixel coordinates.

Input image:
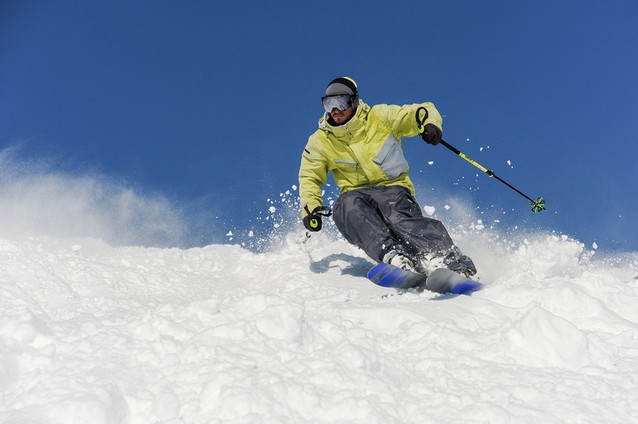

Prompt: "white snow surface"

[2,229,638,424]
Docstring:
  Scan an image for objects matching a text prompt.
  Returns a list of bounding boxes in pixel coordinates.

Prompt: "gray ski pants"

[332,185,464,265]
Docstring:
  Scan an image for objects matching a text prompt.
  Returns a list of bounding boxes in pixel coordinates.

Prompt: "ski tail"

[367,263,427,289]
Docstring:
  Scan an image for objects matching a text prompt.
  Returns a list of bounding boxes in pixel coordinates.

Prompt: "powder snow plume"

[0,147,196,247]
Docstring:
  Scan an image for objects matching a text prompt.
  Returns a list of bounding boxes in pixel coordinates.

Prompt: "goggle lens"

[322,94,352,112]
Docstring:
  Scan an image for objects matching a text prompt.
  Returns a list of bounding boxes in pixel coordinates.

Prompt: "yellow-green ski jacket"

[299,100,442,219]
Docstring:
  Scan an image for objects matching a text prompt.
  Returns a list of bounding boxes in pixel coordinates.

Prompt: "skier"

[298,76,477,277]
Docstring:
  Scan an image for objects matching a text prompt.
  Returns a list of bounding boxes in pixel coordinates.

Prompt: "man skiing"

[298,76,477,277]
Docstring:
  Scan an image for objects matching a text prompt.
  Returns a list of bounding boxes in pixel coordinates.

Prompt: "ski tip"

[450,280,484,295]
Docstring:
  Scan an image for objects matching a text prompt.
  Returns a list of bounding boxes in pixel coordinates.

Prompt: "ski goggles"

[321,94,352,112]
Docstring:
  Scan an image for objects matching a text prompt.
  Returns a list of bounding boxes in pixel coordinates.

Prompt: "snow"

[1,151,637,423]
[1,228,637,423]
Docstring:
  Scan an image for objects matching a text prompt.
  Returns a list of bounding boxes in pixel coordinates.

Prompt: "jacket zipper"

[333,123,371,185]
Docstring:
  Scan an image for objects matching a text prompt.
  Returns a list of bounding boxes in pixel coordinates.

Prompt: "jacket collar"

[318,101,370,137]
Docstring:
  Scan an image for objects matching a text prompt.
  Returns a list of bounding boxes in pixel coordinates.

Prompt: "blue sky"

[1,0,637,251]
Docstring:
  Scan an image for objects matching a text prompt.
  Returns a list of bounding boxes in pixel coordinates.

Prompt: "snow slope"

[1,226,637,423]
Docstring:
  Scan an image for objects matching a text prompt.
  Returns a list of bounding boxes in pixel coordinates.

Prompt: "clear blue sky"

[2,0,637,251]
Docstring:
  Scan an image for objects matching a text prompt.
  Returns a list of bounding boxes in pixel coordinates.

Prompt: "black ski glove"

[420,123,442,146]
[303,206,331,232]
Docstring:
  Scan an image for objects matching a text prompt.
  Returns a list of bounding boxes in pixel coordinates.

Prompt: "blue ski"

[367,263,483,295]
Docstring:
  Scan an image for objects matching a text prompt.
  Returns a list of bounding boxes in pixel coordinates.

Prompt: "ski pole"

[416,107,546,213]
